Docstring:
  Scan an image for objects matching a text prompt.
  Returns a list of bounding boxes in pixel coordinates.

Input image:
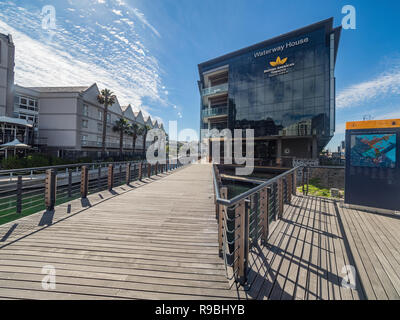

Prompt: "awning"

[0,139,31,149]
[0,116,33,128]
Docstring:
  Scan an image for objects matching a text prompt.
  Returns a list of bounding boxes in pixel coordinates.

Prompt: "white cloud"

[112,9,123,16]
[0,2,166,117]
[337,66,400,109]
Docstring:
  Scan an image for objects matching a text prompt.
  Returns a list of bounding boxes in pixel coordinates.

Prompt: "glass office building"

[198,18,341,166]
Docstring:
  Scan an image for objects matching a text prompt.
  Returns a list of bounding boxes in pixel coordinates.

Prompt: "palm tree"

[141,124,152,157]
[129,123,140,157]
[97,89,116,153]
[113,118,131,157]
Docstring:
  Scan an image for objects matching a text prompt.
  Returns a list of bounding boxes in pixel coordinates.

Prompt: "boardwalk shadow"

[38,210,54,226]
[81,198,92,208]
[0,223,18,242]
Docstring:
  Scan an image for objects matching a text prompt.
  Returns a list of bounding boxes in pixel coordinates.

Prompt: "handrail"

[213,165,301,207]
[0,157,187,175]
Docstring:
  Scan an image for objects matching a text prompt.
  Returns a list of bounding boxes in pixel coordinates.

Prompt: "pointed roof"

[133,110,145,125]
[122,104,135,121]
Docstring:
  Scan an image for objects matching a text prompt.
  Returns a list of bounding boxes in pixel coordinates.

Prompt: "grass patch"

[297,178,342,199]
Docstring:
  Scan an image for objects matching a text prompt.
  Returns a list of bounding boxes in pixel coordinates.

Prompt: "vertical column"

[234,200,249,284]
[45,169,56,211]
[312,136,318,159]
[276,138,282,167]
[108,164,114,191]
[80,166,88,198]
[260,187,269,244]
[218,187,228,257]
[155,162,159,175]
[147,163,151,178]
[126,163,131,184]
[16,176,22,214]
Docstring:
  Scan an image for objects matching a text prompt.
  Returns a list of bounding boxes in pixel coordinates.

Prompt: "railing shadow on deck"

[0,159,188,250]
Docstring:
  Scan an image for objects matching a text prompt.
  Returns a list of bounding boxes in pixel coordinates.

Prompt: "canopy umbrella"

[0,139,31,159]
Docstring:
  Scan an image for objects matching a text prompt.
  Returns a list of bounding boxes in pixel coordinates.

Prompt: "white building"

[0,32,165,159]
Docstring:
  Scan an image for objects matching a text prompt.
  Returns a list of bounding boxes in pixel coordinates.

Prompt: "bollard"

[155,162,158,175]
[16,176,22,214]
[45,169,56,211]
[147,163,151,178]
[108,164,114,191]
[80,166,88,198]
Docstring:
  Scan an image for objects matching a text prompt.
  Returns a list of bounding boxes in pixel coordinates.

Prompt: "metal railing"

[0,158,187,226]
[201,83,228,97]
[212,164,299,285]
[202,106,228,118]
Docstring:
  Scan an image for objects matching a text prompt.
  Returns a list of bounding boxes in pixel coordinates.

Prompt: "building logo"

[270,56,287,67]
[264,57,295,77]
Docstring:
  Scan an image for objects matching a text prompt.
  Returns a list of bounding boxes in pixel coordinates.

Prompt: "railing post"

[302,167,305,195]
[138,162,143,181]
[277,178,284,219]
[108,164,114,191]
[260,187,269,244]
[126,163,131,184]
[292,170,297,195]
[80,166,88,198]
[97,165,101,190]
[155,162,158,175]
[45,169,56,211]
[16,176,22,214]
[287,174,292,204]
[147,163,151,178]
[218,187,228,258]
[234,200,249,285]
[68,170,72,198]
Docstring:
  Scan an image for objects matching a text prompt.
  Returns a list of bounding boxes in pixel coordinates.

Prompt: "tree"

[97,89,116,153]
[129,123,140,157]
[113,118,131,157]
[141,124,152,157]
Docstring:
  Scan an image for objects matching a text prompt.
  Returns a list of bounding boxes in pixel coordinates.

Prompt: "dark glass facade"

[198,18,341,165]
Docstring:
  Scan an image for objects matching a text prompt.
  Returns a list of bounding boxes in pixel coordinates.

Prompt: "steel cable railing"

[213,163,300,285]
[0,157,189,226]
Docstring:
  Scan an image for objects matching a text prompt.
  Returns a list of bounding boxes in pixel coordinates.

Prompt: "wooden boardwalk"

[244,195,400,300]
[0,164,243,300]
[0,163,399,300]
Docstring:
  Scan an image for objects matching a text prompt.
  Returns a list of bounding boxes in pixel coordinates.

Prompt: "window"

[107,113,111,123]
[97,122,102,132]
[82,120,88,128]
[98,110,103,120]
[83,104,89,116]
[81,135,88,144]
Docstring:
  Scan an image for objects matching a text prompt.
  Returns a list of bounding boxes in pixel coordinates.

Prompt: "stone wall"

[308,167,345,190]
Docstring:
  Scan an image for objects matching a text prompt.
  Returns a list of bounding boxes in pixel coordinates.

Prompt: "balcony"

[201,83,228,97]
[202,106,228,119]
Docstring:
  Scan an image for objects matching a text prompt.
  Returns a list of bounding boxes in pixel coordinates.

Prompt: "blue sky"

[1,0,400,151]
